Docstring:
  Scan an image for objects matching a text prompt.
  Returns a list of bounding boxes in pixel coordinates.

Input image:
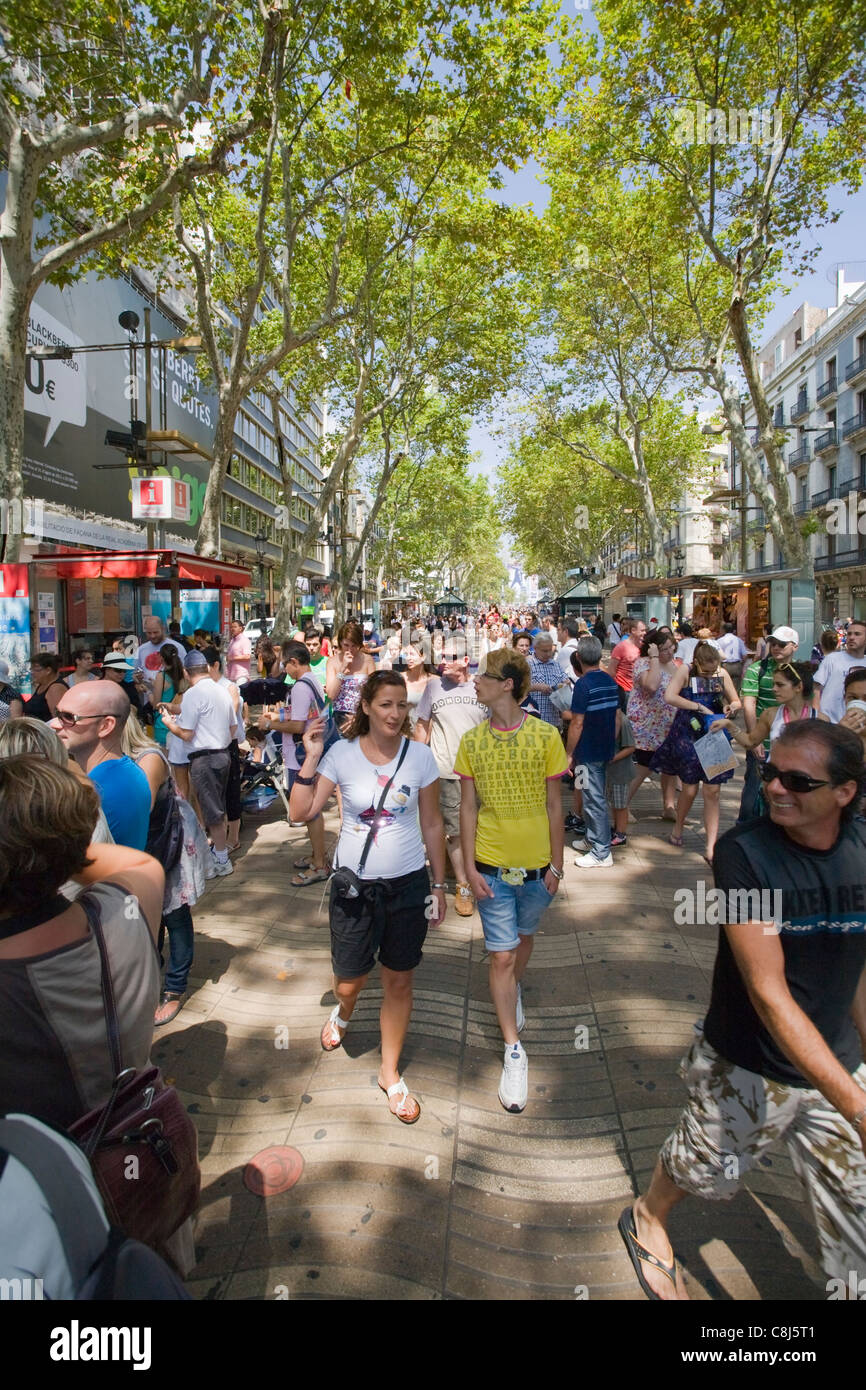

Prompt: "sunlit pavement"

[155,761,823,1301]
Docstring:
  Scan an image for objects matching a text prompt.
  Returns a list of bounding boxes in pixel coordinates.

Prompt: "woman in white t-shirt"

[289,671,447,1124]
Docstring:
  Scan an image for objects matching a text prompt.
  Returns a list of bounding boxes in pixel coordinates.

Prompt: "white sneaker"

[499,1042,528,1113]
[516,982,525,1034]
[574,850,613,869]
[211,853,234,877]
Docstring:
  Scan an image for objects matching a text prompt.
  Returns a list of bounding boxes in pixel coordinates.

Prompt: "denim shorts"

[476,871,555,952]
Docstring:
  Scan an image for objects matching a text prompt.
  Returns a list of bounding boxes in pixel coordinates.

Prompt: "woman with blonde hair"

[0,717,114,858]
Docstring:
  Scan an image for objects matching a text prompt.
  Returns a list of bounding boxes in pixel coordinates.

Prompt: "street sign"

[132,476,192,521]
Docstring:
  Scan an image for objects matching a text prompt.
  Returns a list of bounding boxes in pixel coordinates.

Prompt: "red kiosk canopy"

[32,549,251,589]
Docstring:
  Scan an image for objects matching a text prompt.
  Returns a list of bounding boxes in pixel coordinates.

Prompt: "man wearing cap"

[159,650,237,876]
[737,626,799,822]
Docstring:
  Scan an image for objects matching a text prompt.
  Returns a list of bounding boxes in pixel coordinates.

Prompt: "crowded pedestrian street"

[160,765,822,1303]
[3,1,866,1360]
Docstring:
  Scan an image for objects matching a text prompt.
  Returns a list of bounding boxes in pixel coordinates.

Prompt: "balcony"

[842,411,866,441]
[838,476,865,498]
[813,429,839,455]
[793,498,812,515]
[844,351,866,385]
[788,442,811,466]
[810,486,838,508]
[746,509,766,532]
[790,393,810,423]
[815,546,866,571]
[816,376,838,404]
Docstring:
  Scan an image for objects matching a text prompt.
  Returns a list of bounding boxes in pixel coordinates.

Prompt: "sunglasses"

[758,762,830,793]
[55,710,114,727]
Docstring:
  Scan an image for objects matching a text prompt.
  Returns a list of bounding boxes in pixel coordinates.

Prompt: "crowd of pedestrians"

[2,603,865,1302]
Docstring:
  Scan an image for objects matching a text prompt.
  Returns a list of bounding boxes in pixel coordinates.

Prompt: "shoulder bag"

[68,893,200,1255]
[331,738,410,899]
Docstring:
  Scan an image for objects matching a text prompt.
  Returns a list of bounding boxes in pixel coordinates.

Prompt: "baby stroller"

[240,736,293,820]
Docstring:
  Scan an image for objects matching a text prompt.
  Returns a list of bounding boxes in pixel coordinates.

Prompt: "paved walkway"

[157,768,824,1301]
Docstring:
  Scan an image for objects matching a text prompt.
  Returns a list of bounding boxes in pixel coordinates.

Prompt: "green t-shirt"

[740,657,778,751]
[740,657,778,716]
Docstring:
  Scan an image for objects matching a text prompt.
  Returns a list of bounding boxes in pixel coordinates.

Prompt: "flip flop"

[617,1206,678,1301]
[668,833,684,847]
[292,866,331,886]
[321,1005,349,1051]
[154,992,184,1027]
[378,1077,421,1124]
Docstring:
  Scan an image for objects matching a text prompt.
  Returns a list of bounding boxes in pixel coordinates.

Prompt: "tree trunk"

[0,140,40,564]
[268,391,295,637]
[196,386,243,557]
[726,293,807,572]
[0,271,30,564]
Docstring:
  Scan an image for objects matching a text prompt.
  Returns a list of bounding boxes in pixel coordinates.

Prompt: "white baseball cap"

[769,626,799,645]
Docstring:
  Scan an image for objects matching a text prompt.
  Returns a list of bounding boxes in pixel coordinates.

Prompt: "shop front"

[18,548,250,687]
[689,569,801,645]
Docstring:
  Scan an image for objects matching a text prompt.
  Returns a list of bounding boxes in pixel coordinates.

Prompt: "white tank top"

[769,703,816,741]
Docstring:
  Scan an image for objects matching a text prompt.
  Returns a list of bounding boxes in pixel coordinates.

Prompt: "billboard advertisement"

[23,273,218,541]
[0,564,32,691]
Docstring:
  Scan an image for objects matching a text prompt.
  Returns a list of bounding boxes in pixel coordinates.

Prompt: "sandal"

[154,992,184,1027]
[293,856,313,871]
[292,865,331,886]
[668,833,684,847]
[379,1077,421,1124]
[321,1004,349,1051]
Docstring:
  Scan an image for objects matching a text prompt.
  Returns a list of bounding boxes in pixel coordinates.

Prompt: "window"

[775,343,783,369]
[826,356,837,386]
[794,327,802,348]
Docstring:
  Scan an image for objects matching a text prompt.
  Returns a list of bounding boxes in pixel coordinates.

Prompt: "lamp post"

[673,546,685,623]
[254,529,268,620]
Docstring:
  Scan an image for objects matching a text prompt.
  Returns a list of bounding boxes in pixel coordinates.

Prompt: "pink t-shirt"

[226,633,251,683]
[610,639,640,692]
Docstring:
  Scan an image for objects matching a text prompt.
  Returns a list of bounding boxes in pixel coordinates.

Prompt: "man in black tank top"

[618,722,866,1300]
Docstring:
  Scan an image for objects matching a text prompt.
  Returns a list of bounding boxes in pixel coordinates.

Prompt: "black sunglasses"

[758,762,830,793]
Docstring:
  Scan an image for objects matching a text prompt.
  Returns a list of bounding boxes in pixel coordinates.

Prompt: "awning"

[32,549,251,590]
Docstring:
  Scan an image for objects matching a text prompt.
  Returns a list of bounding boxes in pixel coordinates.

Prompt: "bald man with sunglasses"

[619,720,866,1300]
[51,680,151,851]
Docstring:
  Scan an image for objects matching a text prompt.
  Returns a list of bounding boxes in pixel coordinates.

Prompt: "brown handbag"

[68,893,201,1253]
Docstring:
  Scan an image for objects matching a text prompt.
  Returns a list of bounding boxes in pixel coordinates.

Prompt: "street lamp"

[254,529,268,620]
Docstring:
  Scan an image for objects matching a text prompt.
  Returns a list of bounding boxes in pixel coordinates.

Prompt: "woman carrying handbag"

[289,671,447,1123]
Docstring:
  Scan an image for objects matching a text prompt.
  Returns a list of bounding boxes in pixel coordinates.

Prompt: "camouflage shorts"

[660,1027,866,1283]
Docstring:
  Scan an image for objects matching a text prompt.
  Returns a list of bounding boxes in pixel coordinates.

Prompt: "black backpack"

[0,1115,191,1300]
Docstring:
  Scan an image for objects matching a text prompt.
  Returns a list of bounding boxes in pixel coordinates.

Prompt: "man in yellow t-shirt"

[455,648,568,1114]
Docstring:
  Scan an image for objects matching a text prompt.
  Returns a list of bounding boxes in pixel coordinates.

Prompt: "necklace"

[488,712,527,741]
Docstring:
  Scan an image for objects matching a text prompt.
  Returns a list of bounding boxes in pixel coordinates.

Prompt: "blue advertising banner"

[0,565,32,692]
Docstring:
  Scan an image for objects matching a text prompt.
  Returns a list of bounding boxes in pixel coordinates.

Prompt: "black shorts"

[329,867,430,978]
[634,747,655,768]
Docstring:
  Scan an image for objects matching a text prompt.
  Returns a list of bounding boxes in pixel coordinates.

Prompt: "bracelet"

[431,882,448,890]
[294,772,317,786]
[851,1102,866,1129]
[548,864,564,881]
